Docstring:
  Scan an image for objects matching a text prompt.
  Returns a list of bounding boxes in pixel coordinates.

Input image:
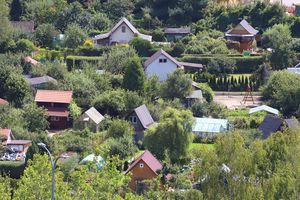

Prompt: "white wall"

[110,23,135,44]
[145,55,178,81]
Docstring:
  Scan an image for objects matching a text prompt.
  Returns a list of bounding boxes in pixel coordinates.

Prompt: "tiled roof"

[11,21,34,33]
[35,90,73,104]
[93,17,152,41]
[192,118,229,133]
[164,27,191,34]
[259,116,282,139]
[26,75,57,85]
[0,98,9,105]
[84,107,105,124]
[46,107,69,117]
[125,150,162,175]
[249,105,279,115]
[134,104,155,129]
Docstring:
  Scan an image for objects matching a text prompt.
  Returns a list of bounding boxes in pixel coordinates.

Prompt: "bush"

[0,161,26,179]
[76,46,111,56]
[66,56,103,71]
[180,55,263,73]
[130,37,153,57]
[15,39,35,53]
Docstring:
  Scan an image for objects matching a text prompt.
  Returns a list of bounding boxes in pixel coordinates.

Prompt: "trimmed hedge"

[66,56,103,71]
[0,161,26,179]
[180,55,264,73]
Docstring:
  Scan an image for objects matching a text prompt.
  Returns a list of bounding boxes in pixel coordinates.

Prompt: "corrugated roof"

[192,118,229,133]
[226,19,258,36]
[84,107,105,124]
[164,27,191,34]
[134,104,154,129]
[125,150,162,175]
[26,75,57,85]
[249,105,279,115]
[0,98,9,105]
[46,107,69,117]
[35,90,73,104]
[11,21,34,33]
[284,118,300,129]
[259,116,282,139]
[186,90,203,99]
[93,17,152,41]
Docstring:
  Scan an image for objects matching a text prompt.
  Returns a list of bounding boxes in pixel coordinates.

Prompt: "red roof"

[46,107,69,117]
[0,98,9,105]
[126,150,162,175]
[35,90,73,104]
[0,129,11,139]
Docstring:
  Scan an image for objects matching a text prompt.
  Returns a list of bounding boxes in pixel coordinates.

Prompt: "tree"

[92,13,111,31]
[64,24,87,48]
[102,46,137,74]
[0,176,12,200]
[108,135,138,160]
[144,107,194,163]
[107,119,134,138]
[35,23,59,47]
[68,101,81,120]
[15,39,36,53]
[0,0,12,44]
[161,69,192,100]
[23,103,49,132]
[123,56,146,94]
[130,37,152,57]
[263,24,295,70]
[101,0,134,20]
[13,154,71,200]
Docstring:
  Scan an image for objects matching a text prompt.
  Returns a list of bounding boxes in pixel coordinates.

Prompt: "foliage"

[290,17,300,38]
[0,161,26,179]
[130,37,153,57]
[207,56,236,75]
[191,102,225,118]
[68,101,81,120]
[123,56,146,94]
[196,82,214,102]
[0,0,12,44]
[107,119,134,138]
[144,107,194,163]
[262,70,300,115]
[15,39,36,53]
[102,46,137,74]
[108,135,138,160]
[66,56,103,71]
[35,23,59,47]
[263,24,295,70]
[64,24,87,48]
[13,154,71,200]
[0,175,12,200]
[23,103,49,132]
[161,69,193,100]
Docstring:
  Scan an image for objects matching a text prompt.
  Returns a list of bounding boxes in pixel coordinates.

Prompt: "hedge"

[0,161,26,179]
[66,56,103,71]
[180,55,264,73]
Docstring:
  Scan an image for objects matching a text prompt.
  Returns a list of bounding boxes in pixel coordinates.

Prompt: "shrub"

[130,37,153,57]
[0,161,26,179]
[15,39,35,53]
[66,56,103,71]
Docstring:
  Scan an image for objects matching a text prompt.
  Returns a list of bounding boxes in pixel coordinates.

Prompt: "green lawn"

[190,143,215,152]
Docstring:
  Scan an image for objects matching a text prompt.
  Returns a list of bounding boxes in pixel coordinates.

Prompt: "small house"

[92,17,152,46]
[35,90,73,129]
[125,150,162,192]
[26,75,57,89]
[127,105,155,143]
[164,27,191,42]
[77,107,105,132]
[225,19,258,52]
[192,117,230,138]
[144,49,203,81]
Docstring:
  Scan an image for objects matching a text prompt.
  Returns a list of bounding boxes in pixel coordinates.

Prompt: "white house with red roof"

[92,17,152,46]
[126,150,162,192]
[35,90,73,129]
[144,49,203,81]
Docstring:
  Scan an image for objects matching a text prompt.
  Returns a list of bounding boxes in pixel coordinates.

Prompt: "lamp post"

[37,143,69,200]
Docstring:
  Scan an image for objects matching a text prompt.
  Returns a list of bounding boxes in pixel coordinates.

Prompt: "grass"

[190,143,215,152]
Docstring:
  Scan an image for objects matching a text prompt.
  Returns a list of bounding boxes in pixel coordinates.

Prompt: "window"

[51,116,60,121]
[129,116,137,124]
[122,26,126,33]
[159,58,167,63]
[139,163,144,168]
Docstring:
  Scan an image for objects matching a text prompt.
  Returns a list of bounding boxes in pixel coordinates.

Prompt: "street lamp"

[37,143,69,200]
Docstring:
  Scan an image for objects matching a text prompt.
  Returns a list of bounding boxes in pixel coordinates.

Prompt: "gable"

[228,24,251,35]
